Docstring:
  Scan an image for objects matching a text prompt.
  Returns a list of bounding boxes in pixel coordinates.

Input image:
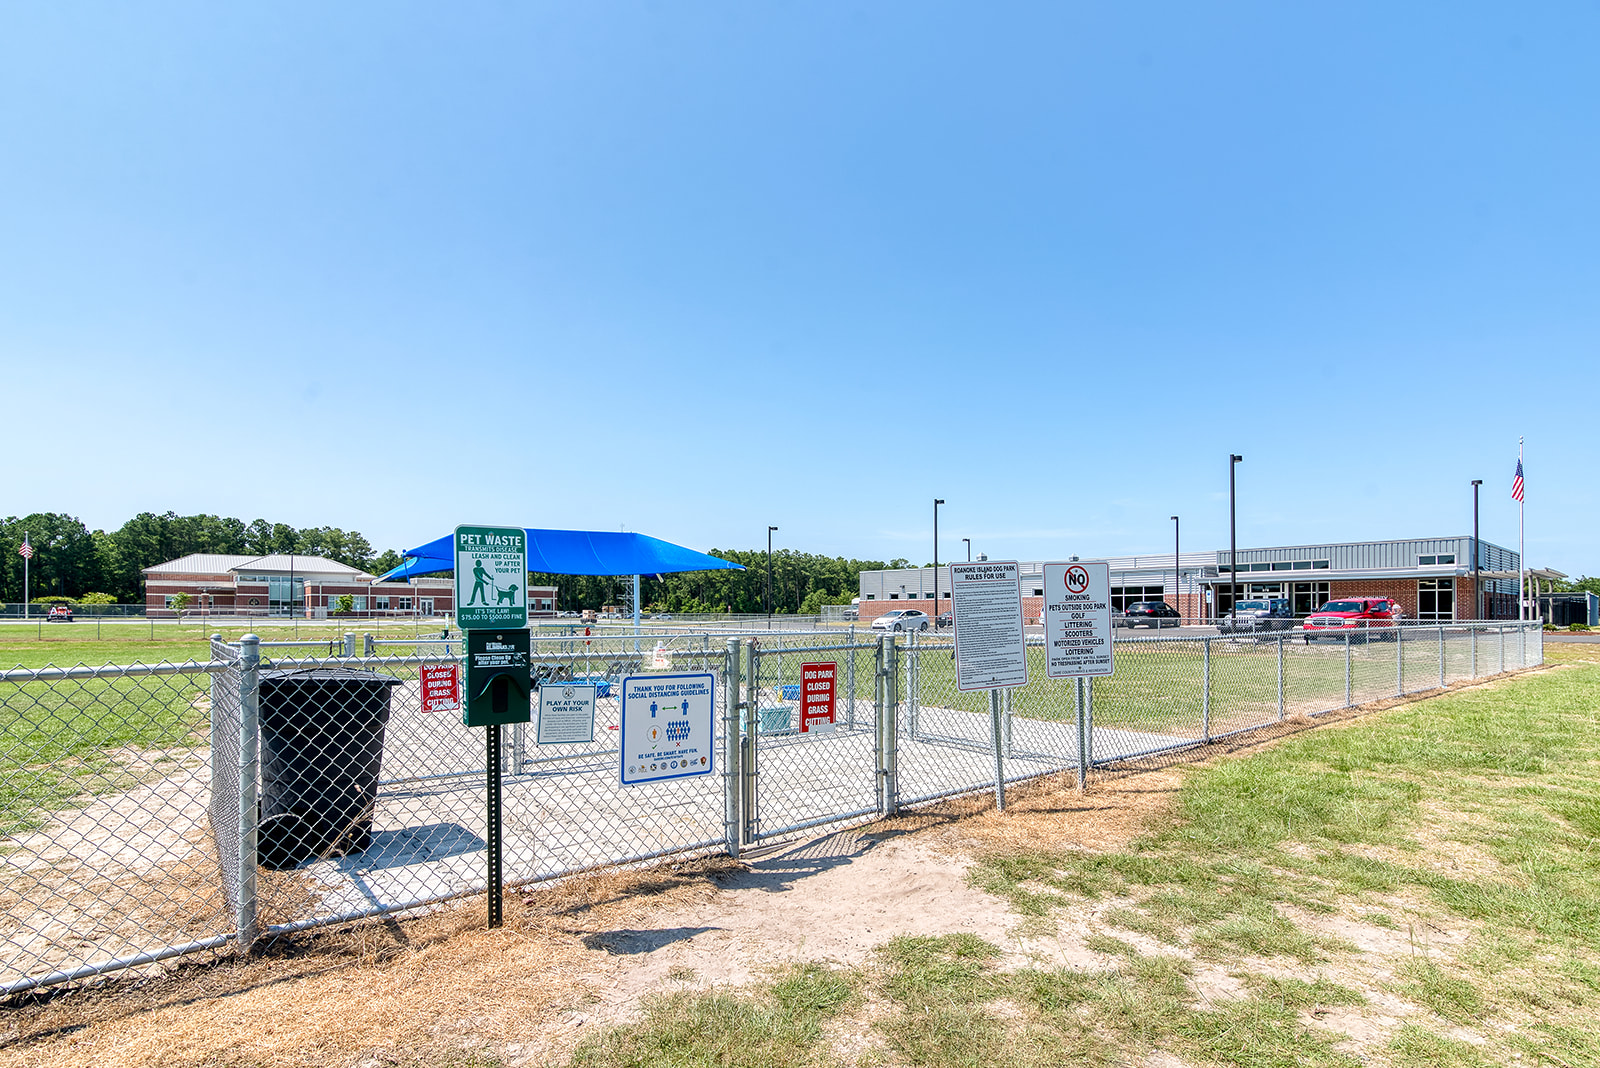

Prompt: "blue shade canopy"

[372,529,745,582]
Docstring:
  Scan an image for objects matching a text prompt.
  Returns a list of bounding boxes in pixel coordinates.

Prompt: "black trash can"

[257,668,401,869]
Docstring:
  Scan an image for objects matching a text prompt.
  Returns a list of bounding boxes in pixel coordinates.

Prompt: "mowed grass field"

[754,628,1537,738]
[571,643,1600,1068]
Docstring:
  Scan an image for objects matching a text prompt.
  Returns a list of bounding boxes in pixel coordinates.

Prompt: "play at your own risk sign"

[454,525,527,630]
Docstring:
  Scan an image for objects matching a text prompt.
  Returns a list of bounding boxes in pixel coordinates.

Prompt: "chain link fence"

[2,620,1542,995]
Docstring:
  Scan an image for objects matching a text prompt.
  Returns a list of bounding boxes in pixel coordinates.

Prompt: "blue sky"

[4,3,1595,573]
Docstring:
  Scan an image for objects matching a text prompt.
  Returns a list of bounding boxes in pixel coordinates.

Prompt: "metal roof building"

[858,534,1538,624]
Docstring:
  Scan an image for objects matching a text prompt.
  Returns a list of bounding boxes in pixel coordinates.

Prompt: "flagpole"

[21,532,28,622]
[1518,437,1525,622]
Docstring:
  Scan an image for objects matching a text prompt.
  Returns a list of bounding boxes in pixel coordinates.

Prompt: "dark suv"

[1121,601,1181,628]
[1217,598,1295,634]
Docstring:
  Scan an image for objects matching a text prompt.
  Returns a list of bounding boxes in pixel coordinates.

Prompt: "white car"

[871,609,930,632]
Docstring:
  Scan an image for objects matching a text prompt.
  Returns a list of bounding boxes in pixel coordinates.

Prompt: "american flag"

[17,540,31,560]
[1511,459,1524,503]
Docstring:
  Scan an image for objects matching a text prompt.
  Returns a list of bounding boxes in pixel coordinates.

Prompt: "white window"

[399,597,413,610]
[352,596,367,612]
[375,596,390,610]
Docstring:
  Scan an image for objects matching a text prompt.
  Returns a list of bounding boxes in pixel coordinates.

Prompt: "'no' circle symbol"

[1065,565,1090,593]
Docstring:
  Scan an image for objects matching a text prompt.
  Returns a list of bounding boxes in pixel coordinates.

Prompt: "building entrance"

[267,577,304,617]
[1291,581,1331,616]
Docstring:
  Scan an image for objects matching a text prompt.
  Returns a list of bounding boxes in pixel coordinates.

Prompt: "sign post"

[454,525,530,929]
[1042,561,1114,789]
[948,561,1029,810]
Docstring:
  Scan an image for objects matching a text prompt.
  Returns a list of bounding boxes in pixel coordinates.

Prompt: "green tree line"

[0,512,895,614]
[0,512,406,605]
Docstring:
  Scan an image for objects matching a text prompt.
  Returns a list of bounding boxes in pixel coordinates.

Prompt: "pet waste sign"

[454,525,527,630]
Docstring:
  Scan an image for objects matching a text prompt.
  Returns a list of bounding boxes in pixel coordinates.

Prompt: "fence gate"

[740,637,888,847]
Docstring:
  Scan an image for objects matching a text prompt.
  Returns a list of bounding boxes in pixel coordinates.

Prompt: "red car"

[1302,597,1397,642]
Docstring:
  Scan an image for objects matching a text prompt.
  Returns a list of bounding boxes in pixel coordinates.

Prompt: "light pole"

[1229,455,1243,620]
[766,526,778,625]
[1471,480,1482,620]
[933,499,944,616]
[962,537,971,562]
[1170,515,1180,619]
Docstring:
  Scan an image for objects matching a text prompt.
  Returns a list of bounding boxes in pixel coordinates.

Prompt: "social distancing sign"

[619,673,715,785]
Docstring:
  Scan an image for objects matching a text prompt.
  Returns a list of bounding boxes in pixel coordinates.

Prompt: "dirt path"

[0,762,1184,1068]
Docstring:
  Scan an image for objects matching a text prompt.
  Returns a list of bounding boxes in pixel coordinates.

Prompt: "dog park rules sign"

[454,525,528,630]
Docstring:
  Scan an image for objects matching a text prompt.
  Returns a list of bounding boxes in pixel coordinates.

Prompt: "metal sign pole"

[989,688,1006,811]
[486,725,503,928]
[454,525,530,931]
[1076,677,1087,789]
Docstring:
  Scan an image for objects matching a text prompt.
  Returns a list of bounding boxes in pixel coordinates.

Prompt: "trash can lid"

[260,668,402,686]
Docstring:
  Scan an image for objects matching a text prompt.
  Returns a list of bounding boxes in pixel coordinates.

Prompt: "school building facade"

[141,553,560,618]
[857,535,1528,625]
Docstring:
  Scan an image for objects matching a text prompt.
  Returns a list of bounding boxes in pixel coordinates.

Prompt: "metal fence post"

[742,640,759,844]
[1396,626,1404,697]
[879,636,900,817]
[1202,636,1212,743]
[1277,634,1285,720]
[1344,633,1352,707]
[1470,623,1477,678]
[237,634,261,953]
[723,638,742,858]
[908,628,920,739]
[874,636,886,812]
[344,631,356,658]
[363,633,375,657]
[846,640,856,731]
[1500,624,1506,673]
[1438,625,1446,688]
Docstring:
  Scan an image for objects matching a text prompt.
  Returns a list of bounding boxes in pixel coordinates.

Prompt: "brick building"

[140,553,557,619]
[858,535,1528,625]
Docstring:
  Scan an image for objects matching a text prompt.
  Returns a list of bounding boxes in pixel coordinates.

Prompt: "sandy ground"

[0,764,1176,1068]
[0,673,1544,1068]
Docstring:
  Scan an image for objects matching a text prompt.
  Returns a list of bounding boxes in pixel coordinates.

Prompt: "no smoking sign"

[1043,561,1114,678]
[1064,565,1090,594]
